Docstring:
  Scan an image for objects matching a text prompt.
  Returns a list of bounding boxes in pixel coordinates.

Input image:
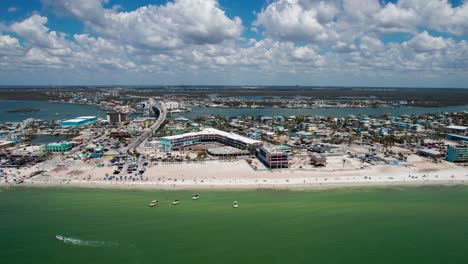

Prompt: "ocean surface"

[0,100,106,123]
[28,134,74,145]
[0,100,467,124]
[0,186,467,264]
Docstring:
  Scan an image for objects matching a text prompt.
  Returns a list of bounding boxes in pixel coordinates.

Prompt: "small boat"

[56,235,65,241]
[233,201,239,208]
[171,200,180,205]
[149,200,159,207]
[192,194,200,200]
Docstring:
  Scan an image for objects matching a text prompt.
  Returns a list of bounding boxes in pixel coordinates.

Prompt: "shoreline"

[3,157,467,191]
[3,181,467,191]
[4,176,467,191]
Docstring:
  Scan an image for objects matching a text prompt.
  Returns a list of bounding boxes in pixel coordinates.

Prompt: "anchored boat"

[192,194,200,200]
[172,200,180,205]
[233,201,239,208]
[149,200,159,207]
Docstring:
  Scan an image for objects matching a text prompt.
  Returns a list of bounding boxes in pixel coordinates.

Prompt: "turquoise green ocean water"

[1,186,467,264]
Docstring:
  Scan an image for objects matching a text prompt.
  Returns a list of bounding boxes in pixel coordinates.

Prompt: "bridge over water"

[127,98,167,156]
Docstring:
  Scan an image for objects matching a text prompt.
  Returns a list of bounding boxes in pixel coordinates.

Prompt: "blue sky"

[0,0,467,87]
[0,0,267,40]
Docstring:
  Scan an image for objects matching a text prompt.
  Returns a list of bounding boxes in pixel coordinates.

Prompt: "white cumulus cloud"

[0,0,466,86]
[43,0,243,51]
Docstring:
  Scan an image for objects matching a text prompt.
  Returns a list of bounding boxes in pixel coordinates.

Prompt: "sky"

[0,0,467,87]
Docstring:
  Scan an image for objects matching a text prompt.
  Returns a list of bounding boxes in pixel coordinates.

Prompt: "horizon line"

[0,85,467,89]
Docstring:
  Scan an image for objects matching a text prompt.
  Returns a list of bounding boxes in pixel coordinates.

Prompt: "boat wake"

[60,236,118,247]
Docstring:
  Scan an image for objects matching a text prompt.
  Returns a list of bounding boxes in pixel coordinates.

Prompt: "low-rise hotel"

[161,128,262,152]
[447,145,468,163]
[256,144,289,169]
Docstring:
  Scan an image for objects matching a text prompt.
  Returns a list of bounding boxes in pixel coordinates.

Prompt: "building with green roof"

[46,142,74,153]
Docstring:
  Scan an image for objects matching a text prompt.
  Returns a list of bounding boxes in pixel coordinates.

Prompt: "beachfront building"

[256,144,289,169]
[46,142,74,153]
[416,148,442,159]
[445,125,468,135]
[160,128,262,152]
[446,134,468,143]
[310,154,327,167]
[417,148,442,159]
[61,116,97,127]
[446,145,468,163]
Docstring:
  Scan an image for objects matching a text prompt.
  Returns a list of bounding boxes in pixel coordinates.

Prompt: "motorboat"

[149,200,159,207]
[233,201,239,208]
[171,200,180,205]
[192,194,200,200]
[56,235,65,241]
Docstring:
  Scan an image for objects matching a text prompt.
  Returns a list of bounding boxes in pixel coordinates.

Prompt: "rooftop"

[174,117,190,122]
[47,142,72,146]
[418,148,441,156]
[446,125,468,131]
[447,134,468,140]
[260,144,288,155]
[162,128,262,145]
[62,118,87,123]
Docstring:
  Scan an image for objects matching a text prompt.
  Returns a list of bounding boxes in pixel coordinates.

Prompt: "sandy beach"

[2,154,467,190]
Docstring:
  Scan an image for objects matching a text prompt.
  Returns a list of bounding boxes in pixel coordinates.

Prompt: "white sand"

[3,154,467,190]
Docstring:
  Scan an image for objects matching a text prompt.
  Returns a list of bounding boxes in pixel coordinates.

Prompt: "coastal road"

[126,98,166,156]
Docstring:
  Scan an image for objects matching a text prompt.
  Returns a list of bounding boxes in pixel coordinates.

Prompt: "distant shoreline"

[0,97,466,108]
[1,86,468,107]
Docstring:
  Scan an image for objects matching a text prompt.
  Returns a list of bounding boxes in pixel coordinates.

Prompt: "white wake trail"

[61,237,118,247]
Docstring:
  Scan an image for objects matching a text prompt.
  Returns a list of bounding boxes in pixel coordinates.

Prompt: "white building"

[163,101,180,110]
[161,128,262,152]
[136,101,150,111]
[110,90,120,97]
